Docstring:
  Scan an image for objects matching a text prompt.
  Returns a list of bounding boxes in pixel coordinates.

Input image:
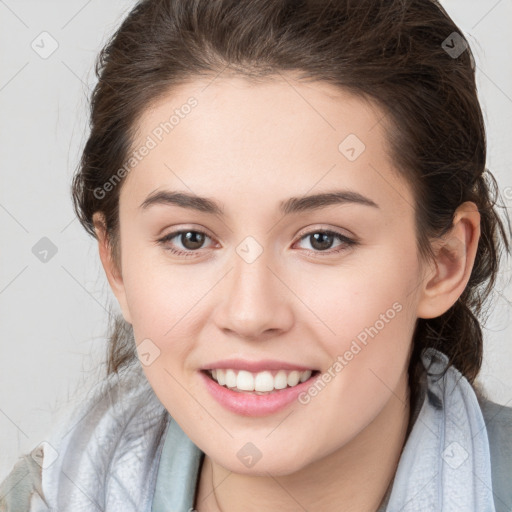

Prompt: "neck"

[195,370,412,512]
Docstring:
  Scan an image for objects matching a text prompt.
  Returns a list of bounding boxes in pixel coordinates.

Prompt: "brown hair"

[71,0,511,417]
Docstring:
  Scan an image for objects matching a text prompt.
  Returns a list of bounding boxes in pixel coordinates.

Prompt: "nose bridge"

[230,235,276,307]
[215,235,293,338]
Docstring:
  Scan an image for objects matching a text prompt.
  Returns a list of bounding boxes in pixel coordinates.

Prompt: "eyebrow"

[139,189,379,216]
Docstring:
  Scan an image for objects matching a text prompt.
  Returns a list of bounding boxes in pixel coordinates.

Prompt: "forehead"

[123,74,414,219]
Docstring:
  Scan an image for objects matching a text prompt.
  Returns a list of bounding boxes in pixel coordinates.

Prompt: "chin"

[210,446,313,477]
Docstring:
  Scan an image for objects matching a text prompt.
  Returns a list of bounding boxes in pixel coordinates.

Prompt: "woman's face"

[108,74,431,475]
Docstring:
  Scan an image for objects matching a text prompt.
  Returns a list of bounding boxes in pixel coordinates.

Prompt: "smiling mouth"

[202,368,321,395]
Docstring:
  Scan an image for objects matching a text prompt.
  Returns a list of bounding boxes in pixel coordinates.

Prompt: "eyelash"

[156,228,357,258]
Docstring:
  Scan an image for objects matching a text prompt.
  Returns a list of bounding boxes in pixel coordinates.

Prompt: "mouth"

[201,368,321,395]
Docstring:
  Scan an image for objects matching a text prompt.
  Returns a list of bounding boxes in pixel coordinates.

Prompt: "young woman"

[1,0,511,511]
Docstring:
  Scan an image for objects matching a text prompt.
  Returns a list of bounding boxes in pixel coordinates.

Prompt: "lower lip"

[199,370,319,417]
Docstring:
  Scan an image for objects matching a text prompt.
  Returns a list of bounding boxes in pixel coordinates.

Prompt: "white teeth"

[287,371,300,387]
[255,371,274,392]
[300,370,312,383]
[209,368,313,392]
[274,370,288,390]
[215,369,225,386]
[237,370,255,391]
[225,369,237,388]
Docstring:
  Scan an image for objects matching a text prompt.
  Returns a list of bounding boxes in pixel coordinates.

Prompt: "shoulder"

[478,393,512,433]
[475,386,512,450]
[475,386,512,512]
[1,363,169,512]
[0,445,48,512]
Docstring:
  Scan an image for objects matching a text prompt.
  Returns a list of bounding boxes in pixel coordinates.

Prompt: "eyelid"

[157,227,216,246]
[294,224,356,241]
[157,224,216,241]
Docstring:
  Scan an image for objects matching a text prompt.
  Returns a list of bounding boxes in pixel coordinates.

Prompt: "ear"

[416,201,481,319]
[92,212,132,324]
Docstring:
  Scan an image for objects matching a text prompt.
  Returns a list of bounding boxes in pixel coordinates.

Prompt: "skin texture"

[93,74,480,511]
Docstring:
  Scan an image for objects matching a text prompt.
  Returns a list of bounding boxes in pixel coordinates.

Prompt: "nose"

[212,246,294,341]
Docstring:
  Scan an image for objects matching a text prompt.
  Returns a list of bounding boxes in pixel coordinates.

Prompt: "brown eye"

[295,229,357,255]
[157,229,214,257]
[309,232,336,251]
[179,231,206,250]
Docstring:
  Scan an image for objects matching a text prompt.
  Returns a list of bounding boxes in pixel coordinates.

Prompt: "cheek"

[296,268,416,449]
[121,254,206,417]
[120,246,213,381]
[120,241,199,332]
[295,244,419,420]
[298,243,419,349]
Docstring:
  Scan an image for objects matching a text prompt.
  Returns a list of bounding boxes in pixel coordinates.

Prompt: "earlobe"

[416,201,480,319]
[92,212,132,324]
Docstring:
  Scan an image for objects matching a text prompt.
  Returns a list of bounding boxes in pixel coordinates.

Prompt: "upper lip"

[200,359,317,373]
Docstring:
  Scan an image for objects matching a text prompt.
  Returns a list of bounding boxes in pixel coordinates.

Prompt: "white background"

[1,0,511,480]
